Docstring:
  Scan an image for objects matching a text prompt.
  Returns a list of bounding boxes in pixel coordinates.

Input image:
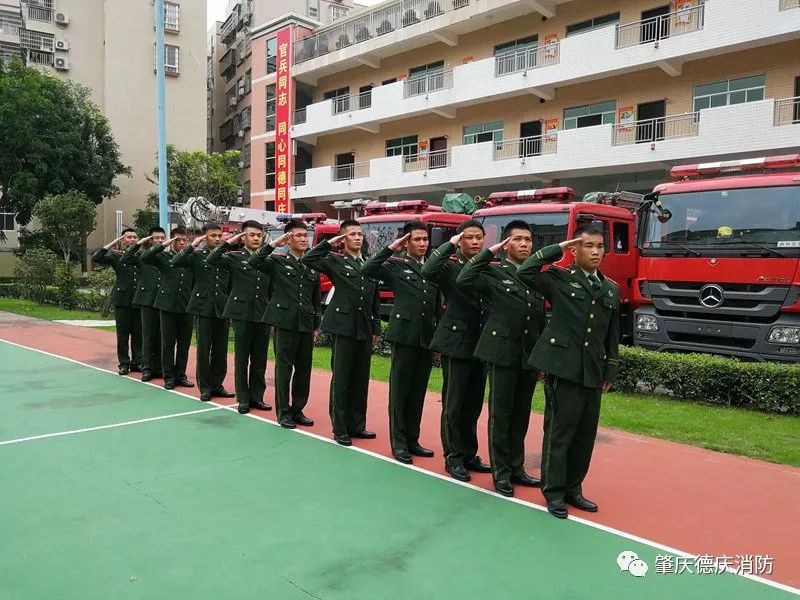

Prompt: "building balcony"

[291,0,800,141]
[291,98,800,201]
[220,48,237,78]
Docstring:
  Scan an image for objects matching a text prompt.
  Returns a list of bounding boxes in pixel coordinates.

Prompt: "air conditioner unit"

[55,12,69,25]
[242,12,251,24]
[55,39,69,51]
[54,57,70,71]
[228,97,237,107]
[237,129,244,138]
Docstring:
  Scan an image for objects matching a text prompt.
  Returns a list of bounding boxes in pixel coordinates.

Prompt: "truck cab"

[474,187,640,343]
[357,200,470,317]
[634,154,800,362]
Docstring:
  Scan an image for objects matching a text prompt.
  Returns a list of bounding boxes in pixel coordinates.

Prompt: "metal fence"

[780,0,800,10]
[294,108,307,124]
[774,96,800,126]
[615,4,704,49]
[403,69,453,98]
[332,161,371,181]
[19,28,54,52]
[332,90,373,115]
[493,135,558,160]
[294,0,470,64]
[27,49,53,66]
[611,113,700,146]
[494,43,560,77]
[402,149,450,171]
[293,171,307,186]
[0,16,20,36]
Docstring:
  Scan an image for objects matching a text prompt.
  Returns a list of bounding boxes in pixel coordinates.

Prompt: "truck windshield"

[361,220,406,255]
[479,213,570,250]
[641,186,800,253]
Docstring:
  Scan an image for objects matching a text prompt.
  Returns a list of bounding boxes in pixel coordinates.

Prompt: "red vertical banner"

[274,27,292,213]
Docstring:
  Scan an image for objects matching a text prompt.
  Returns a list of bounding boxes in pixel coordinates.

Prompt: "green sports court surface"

[0,342,794,599]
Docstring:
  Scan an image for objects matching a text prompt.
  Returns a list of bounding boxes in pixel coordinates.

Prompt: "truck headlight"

[768,326,800,345]
[636,314,659,332]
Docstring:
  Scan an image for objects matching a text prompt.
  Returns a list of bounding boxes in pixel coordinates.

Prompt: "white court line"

[1,337,798,596]
[0,406,225,446]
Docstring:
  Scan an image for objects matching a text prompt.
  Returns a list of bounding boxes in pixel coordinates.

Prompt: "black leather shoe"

[446,465,471,482]
[279,419,296,429]
[141,372,152,382]
[494,479,514,497]
[350,430,376,439]
[334,434,352,446]
[393,449,413,464]
[118,366,129,376]
[237,404,250,414]
[250,401,272,411]
[164,381,175,390]
[511,473,541,487]
[129,365,142,373]
[409,444,434,458]
[175,377,195,388]
[547,499,569,519]
[565,495,598,512]
[465,456,492,473]
[293,413,314,426]
[200,391,212,402]
[212,387,235,398]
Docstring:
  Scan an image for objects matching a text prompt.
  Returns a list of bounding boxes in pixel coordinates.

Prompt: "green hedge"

[615,346,800,415]
[0,282,111,314]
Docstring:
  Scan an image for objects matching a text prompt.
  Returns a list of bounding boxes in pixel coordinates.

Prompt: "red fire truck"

[474,187,640,342]
[357,200,470,316]
[633,154,800,362]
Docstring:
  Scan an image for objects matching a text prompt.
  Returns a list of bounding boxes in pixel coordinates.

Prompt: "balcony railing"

[611,113,700,146]
[402,149,451,171]
[293,171,307,186]
[493,135,558,160]
[27,0,53,23]
[294,0,470,64]
[774,96,800,126]
[19,28,54,52]
[494,43,560,77]
[332,161,370,181]
[0,16,20,36]
[779,0,800,9]
[615,4,704,49]
[403,69,453,98]
[294,108,307,124]
[331,90,373,115]
[220,48,237,77]
[27,48,53,66]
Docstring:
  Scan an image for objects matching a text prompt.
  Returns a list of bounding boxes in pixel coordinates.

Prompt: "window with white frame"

[165,2,181,32]
[266,84,276,131]
[154,44,180,74]
[693,75,765,112]
[566,12,620,36]
[0,213,15,231]
[563,101,616,129]
[386,135,419,158]
[329,4,348,22]
[463,121,504,144]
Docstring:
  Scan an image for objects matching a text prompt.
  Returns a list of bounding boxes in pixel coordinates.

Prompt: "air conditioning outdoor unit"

[55,39,69,51]
[229,97,237,107]
[54,57,70,70]
[55,12,69,25]
[237,130,244,138]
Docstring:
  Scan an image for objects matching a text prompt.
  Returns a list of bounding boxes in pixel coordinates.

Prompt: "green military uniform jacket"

[206,241,270,322]
[456,248,546,369]
[91,247,139,308]
[518,244,620,388]
[141,244,194,313]
[363,246,437,348]
[248,244,321,333]
[171,245,230,318]
[121,245,161,307]
[301,240,380,342]
[421,241,484,360]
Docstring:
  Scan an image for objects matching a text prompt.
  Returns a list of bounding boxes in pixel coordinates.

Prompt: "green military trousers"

[440,355,486,468]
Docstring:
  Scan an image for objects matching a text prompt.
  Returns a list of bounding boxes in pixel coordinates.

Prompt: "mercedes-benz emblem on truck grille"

[699,284,724,308]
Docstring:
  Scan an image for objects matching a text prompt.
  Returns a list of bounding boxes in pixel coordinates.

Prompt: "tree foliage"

[33,191,97,264]
[133,208,159,237]
[146,145,241,209]
[0,60,130,225]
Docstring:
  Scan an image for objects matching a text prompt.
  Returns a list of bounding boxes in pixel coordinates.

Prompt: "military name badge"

[404,269,413,274]
[502,279,514,285]
[345,265,354,270]
[570,281,582,288]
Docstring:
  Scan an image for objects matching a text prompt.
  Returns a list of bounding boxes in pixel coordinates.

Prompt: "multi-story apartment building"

[0,0,206,273]
[241,0,800,214]
[208,0,360,208]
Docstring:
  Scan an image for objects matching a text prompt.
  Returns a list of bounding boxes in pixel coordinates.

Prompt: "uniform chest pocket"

[560,285,586,300]
[486,325,510,338]
[602,296,618,310]
[496,281,519,294]
[403,274,419,282]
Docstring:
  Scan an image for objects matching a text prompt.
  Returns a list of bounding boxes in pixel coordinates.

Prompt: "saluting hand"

[389,233,410,252]
[489,237,510,255]
[192,235,204,248]
[226,232,245,245]
[327,234,347,248]
[449,231,463,246]
[273,232,293,248]
[163,236,178,246]
[136,235,153,246]
[559,237,583,251]
[104,234,125,250]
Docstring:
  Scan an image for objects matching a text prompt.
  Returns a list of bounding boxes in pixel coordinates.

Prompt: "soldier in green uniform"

[206,220,271,414]
[122,226,166,382]
[249,220,321,429]
[141,227,195,390]
[91,228,142,375]
[363,221,437,464]
[422,220,491,481]
[457,220,546,497]
[518,224,620,519]
[170,223,234,402]
[302,220,381,446]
